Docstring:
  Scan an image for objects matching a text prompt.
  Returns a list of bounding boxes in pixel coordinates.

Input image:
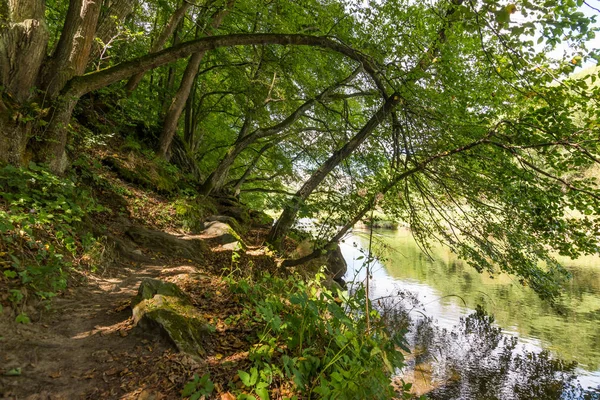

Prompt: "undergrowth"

[0,163,106,320]
[213,270,415,400]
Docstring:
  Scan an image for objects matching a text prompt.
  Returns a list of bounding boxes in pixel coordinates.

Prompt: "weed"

[181,373,214,399]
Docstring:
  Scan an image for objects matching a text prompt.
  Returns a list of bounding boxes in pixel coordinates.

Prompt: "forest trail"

[0,222,227,399]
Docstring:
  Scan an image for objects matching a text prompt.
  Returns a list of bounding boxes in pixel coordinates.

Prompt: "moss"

[227,227,247,250]
[132,279,209,361]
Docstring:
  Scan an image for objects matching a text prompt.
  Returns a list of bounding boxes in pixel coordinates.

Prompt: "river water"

[340,228,600,399]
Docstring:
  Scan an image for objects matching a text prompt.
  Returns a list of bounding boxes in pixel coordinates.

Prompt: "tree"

[0,0,598,299]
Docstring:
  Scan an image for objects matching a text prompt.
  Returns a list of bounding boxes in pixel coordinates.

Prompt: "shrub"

[228,272,410,399]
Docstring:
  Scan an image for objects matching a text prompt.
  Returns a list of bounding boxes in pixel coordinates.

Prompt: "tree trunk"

[282,133,491,267]
[40,0,102,98]
[159,52,206,158]
[124,1,192,95]
[160,21,184,115]
[35,96,80,173]
[266,93,401,248]
[0,0,47,103]
[0,0,48,165]
[67,34,383,98]
[158,0,235,159]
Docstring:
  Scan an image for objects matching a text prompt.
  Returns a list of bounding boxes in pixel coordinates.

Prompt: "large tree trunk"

[0,0,47,102]
[159,52,206,158]
[266,93,401,248]
[124,1,192,95]
[40,0,102,98]
[0,0,48,165]
[158,0,235,159]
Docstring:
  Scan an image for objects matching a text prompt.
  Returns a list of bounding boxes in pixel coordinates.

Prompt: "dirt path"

[0,232,208,399]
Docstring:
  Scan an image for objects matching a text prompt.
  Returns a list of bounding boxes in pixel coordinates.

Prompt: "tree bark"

[0,0,47,102]
[40,0,102,98]
[159,52,206,158]
[124,1,192,95]
[158,0,235,159]
[266,93,402,248]
[0,0,48,165]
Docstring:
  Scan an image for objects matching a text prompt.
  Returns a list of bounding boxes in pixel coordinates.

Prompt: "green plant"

[230,271,409,399]
[0,163,105,303]
[181,373,214,399]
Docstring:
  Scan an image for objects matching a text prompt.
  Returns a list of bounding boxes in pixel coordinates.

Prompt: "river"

[340,228,600,399]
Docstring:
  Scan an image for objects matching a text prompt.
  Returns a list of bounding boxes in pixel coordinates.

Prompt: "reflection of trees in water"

[352,231,600,370]
[375,293,600,399]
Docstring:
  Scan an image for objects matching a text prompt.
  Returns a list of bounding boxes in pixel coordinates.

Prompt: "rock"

[125,226,207,261]
[326,244,347,283]
[289,243,347,287]
[205,215,246,234]
[132,279,209,361]
[206,215,237,224]
[202,220,246,249]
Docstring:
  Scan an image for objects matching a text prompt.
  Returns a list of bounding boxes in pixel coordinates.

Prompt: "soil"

[0,221,272,400]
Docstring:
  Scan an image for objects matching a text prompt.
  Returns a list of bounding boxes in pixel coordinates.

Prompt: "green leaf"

[15,313,30,324]
[256,385,270,400]
[3,270,17,279]
[4,368,21,376]
[181,376,199,396]
[239,370,251,386]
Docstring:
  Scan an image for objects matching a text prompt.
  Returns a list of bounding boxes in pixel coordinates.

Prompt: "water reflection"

[341,228,600,398]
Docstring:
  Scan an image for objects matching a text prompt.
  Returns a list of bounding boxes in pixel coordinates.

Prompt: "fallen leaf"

[49,371,61,378]
[82,369,96,379]
[220,392,236,400]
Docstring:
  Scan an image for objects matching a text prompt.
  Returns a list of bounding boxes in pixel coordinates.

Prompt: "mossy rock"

[132,279,209,361]
[205,215,246,235]
[132,277,191,305]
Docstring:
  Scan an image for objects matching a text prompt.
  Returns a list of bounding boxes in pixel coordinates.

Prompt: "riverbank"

[0,146,411,399]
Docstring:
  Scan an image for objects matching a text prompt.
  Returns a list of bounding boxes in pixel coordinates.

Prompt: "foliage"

[181,373,215,399]
[227,271,411,399]
[0,163,105,306]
